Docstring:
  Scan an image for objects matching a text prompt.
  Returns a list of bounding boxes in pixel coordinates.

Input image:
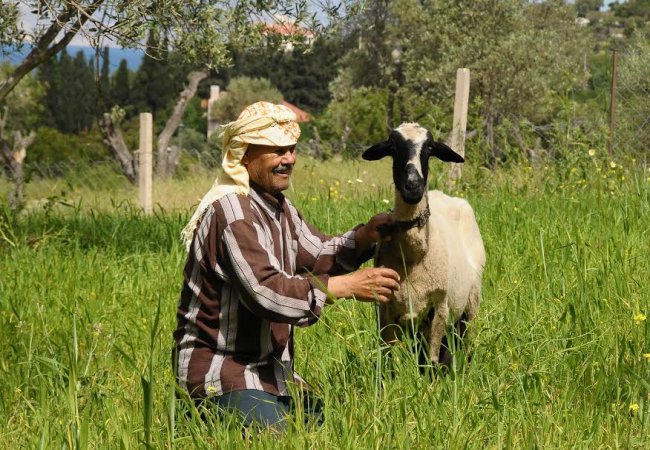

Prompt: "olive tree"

[0,0,345,178]
[0,63,44,208]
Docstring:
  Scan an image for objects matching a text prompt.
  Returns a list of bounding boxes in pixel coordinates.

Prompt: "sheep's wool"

[181,102,300,250]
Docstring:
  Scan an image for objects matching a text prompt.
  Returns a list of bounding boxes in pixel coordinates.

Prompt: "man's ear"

[429,141,464,163]
[362,141,393,161]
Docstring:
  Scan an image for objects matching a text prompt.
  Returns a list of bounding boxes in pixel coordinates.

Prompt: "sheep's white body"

[377,190,485,364]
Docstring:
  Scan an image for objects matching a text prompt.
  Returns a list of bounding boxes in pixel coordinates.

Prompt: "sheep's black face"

[362,123,465,204]
[391,129,429,204]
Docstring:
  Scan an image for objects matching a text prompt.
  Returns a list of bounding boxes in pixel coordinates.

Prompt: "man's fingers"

[381,277,401,291]
[375,267,400,281]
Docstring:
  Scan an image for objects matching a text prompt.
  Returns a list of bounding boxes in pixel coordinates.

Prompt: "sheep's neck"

[391,192,429,262]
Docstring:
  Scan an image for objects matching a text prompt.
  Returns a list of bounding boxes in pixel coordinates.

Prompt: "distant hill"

[1,45,143,73]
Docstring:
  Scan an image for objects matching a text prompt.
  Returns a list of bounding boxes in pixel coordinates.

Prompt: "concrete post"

[139,112,153,215]
[448,68,470,189]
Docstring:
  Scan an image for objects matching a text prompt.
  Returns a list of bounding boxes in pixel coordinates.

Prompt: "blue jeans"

[195,389,324,431]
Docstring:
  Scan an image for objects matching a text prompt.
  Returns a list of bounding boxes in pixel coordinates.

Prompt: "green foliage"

[332,0,590,162]
[575,0,603,17]
[98,47,111,111]
[231,36,345,112]
[611,0,650,20]
[1,1,348,105]
[181,97,208,136]
[0,62,44,131]
[316,87,389,154]
[617,31,650,155]
[111,59,131,109]
[210,76,283,123]
[131,30,179,117]
[27,127,109,168]
[0,2,19,47]
[38,49,99,133]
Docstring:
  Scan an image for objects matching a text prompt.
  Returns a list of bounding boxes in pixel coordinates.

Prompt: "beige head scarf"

[181,101,301,250]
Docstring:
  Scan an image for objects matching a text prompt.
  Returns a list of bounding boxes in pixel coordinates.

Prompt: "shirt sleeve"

[221,218,328,326]
[289,207,370,276]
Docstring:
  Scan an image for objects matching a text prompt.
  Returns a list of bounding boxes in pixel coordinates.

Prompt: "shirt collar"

[249,181,285,217]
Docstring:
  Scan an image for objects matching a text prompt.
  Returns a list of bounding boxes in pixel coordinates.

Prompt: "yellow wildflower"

[642,353,650,361]
[610,161,617,169]
[206,386,217,395]
[629,403,639,415]
[356,178,363,183]
[588,149,596,157]
[634,313,647,325]
[382,199,390,204]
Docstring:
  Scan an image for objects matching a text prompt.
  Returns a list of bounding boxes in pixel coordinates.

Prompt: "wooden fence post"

[608,49,618,160]
[139,113,153,215]
[448,68,470,190]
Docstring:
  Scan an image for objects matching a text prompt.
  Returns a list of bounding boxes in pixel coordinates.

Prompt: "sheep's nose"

[405,164,423,190]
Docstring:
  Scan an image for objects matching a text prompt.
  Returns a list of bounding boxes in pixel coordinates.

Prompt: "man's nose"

[281,149,296,164]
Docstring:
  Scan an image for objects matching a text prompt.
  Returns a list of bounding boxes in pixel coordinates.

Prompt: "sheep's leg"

[456,286,481,364]
[428,302,449,365]
[464,285,480,322]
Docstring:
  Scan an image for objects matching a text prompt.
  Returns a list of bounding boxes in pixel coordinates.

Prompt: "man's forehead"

[247,143,295,154]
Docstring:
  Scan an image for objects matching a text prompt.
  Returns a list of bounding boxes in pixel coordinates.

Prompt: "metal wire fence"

[1,48,648,213]
[614,42,650,158]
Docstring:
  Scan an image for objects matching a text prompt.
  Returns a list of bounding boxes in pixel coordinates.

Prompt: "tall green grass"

[0,158,648,448]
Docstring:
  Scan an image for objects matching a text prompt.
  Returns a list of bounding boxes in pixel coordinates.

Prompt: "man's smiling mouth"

[273,166,293,175]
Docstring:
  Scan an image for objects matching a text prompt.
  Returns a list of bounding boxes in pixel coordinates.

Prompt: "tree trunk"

[157,69,209,178]
[99,113,137,184]
[2,131,35,209]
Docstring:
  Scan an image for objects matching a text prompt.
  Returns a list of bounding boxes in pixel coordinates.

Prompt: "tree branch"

[157,68,209,178]
[99,113,137,184]
[0,0,105,101]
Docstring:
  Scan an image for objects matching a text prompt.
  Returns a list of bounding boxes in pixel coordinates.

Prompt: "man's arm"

[222,219,328,326]
[289,206,392,276]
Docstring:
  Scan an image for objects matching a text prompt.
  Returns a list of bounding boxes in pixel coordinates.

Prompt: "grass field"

[1,154,649,448]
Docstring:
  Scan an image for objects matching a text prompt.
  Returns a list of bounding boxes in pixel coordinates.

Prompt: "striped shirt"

[174,184,366,398]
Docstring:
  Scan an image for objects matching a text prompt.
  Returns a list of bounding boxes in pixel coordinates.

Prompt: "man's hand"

[355,212,393,253]
[327,267,401,303]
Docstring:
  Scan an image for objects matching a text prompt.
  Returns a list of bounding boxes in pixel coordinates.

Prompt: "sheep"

[362,122,486,367]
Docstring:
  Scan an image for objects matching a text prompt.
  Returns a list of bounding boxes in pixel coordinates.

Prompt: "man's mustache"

[273,164,294,174]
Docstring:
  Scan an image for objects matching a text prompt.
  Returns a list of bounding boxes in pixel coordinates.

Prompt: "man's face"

[242,143,297,194]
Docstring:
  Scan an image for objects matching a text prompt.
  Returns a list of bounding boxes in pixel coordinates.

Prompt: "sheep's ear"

[362,141,393,161]
[429,141,464,163]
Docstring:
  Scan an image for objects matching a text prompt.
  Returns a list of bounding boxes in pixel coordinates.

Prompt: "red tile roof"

[280,100,311,123]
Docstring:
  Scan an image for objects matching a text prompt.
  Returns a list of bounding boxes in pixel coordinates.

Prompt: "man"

[174,102,400,430]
